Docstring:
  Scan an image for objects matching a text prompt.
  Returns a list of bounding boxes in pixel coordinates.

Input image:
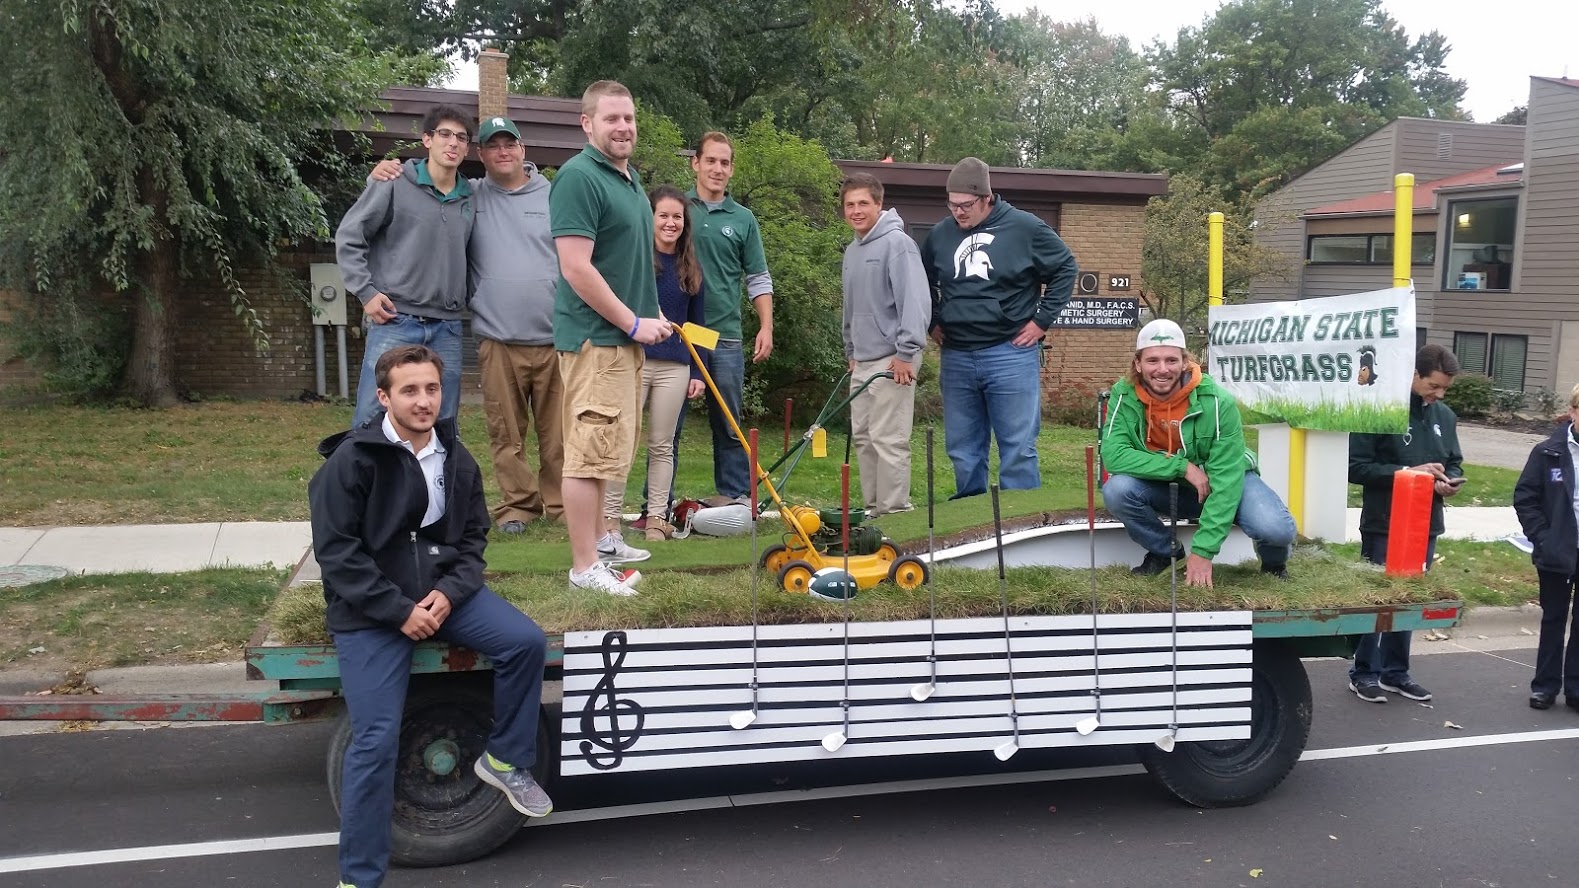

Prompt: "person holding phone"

[1512,383,1579,711]
[1346,344,1464,704]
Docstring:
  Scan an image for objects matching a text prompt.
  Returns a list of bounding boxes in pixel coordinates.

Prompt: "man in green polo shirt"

[550,80,671,597]
[684,131,773,502]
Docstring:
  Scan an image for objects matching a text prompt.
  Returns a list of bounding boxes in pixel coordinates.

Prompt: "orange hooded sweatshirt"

[1133,362,1203,454]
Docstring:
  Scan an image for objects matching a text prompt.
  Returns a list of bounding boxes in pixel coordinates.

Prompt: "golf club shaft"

[840,462,852,736]
[1168,481,1180,729]
[748,429,760,704]
[991,484,1018,721]
[925,426,937,684]
[1086,445,1101,711]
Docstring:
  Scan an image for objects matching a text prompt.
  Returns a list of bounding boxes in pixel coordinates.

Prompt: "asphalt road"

[1,645,1573,888]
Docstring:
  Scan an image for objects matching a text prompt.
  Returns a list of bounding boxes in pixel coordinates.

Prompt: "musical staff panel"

[561,611,1254,776]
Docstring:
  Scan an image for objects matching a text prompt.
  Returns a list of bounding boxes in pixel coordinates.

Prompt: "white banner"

[1206,287,1415,433]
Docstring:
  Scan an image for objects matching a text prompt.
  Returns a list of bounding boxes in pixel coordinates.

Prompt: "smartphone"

[1445,476,1467,487]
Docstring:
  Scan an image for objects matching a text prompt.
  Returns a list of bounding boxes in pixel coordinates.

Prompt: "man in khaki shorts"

[551,80,671,596]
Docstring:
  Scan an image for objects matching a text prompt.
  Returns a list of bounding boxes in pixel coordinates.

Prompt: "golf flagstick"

[1155,481,1182,753]
[823,464,855,752]
[990,484,1021,761]
[911,425,939,702]
[1075,445,1102,736]
[729,429,762,731]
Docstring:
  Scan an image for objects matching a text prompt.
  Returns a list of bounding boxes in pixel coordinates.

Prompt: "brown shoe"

[644,516,674,541]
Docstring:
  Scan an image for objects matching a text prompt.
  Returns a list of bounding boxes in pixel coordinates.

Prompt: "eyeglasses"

[480,140,522,152]
[947,196,984,212]
[427,128,471,143]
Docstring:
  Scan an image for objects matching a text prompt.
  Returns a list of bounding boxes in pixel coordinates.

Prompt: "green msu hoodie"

[919,197,1077,351]
[1101,373,1257,560]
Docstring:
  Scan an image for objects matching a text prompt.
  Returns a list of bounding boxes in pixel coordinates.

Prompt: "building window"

[1416,327,1427,353]
[1454,331,1527,391]
[1491,335,1527,391]
[1443,197,1517,290]
[1307,233,1433,265]
[1454,332,1488,375]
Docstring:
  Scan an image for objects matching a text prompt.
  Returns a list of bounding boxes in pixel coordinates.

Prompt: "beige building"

[1253,77,1579,395]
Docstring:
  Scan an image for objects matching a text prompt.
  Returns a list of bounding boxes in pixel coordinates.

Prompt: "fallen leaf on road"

[1520,627,1535,636]
[1250,868,1264,878]
[1443,720,1463,730]
[1329,835,1338,841]
[27,646,46,655]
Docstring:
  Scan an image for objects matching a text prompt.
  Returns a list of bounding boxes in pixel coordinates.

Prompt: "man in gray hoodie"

[372,116,564,532]
[840,173,931,517]
[337,104,475,429]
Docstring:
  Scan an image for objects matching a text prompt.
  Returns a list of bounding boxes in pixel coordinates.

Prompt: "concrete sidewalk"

[0,507,1526,578]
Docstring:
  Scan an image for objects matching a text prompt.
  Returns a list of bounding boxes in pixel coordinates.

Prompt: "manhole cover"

[0,565,70,588]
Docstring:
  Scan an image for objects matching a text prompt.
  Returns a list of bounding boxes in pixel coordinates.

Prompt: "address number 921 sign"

[560,613,1252,776]
[1206,286,1415,434]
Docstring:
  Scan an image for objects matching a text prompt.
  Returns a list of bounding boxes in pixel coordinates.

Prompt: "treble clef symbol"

[578,630,646,771]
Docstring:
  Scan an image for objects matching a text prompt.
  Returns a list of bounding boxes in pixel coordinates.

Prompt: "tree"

[1009,15,1149,169]
[1492,105,1528,126]
[0,1,434,404]
[1148,0,1467,197]
[1140,175,1294,331]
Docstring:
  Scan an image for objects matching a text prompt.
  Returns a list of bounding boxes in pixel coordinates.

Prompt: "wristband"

[629,317,640,338]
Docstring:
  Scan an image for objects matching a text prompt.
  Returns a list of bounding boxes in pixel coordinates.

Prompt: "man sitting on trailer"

[309,344,552,888]
[1100,319,1297,588]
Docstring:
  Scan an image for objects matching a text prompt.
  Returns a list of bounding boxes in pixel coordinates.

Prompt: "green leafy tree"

[0,1,434,404]
[727,119,848,414]
[1010,15,1149,170]
[1141,175,1294,330]
[1149,0,1467,197]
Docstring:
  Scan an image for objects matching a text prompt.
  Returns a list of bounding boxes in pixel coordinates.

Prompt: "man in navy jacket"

[309,344,551,888]
[1513,384,1579,711]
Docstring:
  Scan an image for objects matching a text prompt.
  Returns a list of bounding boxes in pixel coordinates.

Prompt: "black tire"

[760,543,791,574]
[1138,640,1312,808]
[887,554,929,590]
[327,677,555,867]
[779,559,816,594]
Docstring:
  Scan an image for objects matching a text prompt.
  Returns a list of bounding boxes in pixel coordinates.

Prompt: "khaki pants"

[603,359,692,521]
[558,342,643,483]
[851,355,917,515]
[478,339,564,525]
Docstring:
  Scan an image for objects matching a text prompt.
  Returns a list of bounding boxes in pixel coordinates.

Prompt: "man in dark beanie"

[920,157,1079,498]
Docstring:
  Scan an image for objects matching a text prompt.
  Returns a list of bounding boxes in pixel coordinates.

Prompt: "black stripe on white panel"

[561,612,1253,776]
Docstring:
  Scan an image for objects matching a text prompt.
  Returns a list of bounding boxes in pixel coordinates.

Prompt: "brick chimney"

[477,47,510,122]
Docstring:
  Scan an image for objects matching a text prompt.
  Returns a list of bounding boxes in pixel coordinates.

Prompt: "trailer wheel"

[327,679,554,867]
[887,555,929,591]
[875,540,900,564]
[1138,640,1312,808]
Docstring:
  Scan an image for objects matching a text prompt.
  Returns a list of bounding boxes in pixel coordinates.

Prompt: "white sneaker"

[569,562,638,596]
[597,532,651,564]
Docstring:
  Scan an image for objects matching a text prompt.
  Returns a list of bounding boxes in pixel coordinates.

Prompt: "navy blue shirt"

[645,251,708,379]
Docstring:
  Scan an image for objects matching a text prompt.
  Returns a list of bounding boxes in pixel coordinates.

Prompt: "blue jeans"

[1101,472,1295,567]
[939,341,1042,498]
[700,339,750,499]
[353,313,463,429]
[1350,532,1437,686]
[332,587,546,888]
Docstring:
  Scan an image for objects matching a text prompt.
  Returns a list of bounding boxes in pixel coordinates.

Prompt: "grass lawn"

[1,401,1515,525]
[0,568,287,673]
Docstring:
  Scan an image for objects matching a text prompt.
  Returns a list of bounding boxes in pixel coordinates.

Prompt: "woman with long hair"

[603,184,708,542]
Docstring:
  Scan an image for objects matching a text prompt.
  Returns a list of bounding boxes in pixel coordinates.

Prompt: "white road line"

[5,728,1579,875]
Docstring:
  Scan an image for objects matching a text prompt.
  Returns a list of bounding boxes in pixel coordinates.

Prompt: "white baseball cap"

[1136,318,1187,351]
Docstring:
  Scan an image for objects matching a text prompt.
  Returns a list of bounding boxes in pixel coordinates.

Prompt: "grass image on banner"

[1238,397,1409,434]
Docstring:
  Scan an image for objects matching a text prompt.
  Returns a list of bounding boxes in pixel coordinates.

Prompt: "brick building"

[2,49,1165,407]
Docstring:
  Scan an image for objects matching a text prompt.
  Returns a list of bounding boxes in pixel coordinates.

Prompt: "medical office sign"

[1051,297,1138,329]
[1206,287,1415,434]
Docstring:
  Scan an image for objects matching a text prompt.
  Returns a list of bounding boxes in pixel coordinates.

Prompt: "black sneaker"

[1349,681,1388,703]
[1380,679,1432,701]
[1132,544,1186,576]
[1261,564,1290,580]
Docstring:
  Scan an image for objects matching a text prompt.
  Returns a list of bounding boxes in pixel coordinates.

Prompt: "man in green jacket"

[1346,344,1464,704]
[1100,319,1296,587]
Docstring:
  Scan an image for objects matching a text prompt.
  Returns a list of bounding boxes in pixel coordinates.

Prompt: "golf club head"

[993,740,1020,762]
[729,710,756,730]
[1154,732,1177,753]
[910,681,935,702]
[822,731,847,752]
[1075,715,1100,736]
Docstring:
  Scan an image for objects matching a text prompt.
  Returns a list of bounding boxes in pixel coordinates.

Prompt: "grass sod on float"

[264,546,1462,646]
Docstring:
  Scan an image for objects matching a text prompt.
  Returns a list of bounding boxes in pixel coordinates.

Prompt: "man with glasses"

[338,104,475,429]
[919,157,1078,499]
[373,116,564,533]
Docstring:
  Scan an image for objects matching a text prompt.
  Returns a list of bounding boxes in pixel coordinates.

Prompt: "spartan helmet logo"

[952,232,996,280]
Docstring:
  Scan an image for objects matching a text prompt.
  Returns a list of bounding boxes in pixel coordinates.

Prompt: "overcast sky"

[993,0,1572,122]
[449,1,1570,123]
